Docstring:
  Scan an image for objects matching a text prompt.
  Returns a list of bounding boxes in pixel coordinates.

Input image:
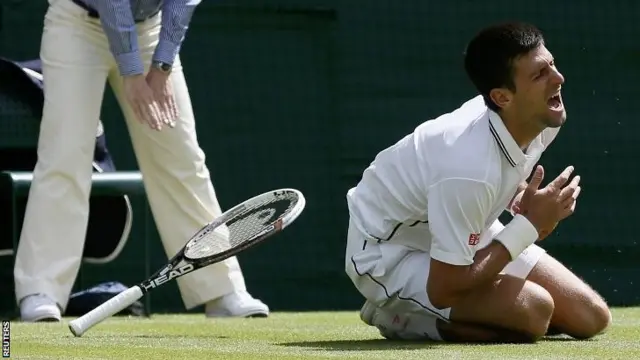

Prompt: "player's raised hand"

[557,172,582,217]
[517,165,582,240]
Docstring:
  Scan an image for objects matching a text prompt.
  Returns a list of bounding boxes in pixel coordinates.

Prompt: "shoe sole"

[206,309,269,318]
[36,317,61,322]
[23,315,61,323]
[246,313,268,318]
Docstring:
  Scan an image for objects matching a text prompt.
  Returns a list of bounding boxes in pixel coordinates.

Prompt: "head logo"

[468,233,480,246]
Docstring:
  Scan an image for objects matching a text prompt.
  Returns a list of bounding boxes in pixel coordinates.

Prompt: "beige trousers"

[14,0,246,311]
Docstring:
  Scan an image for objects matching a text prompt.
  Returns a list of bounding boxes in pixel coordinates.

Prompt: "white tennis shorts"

[345,217,546,340]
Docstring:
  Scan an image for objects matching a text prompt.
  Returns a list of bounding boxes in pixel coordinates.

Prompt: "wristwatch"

[151,61,172,74]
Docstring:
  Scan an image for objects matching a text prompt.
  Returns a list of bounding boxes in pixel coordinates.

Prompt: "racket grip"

[68,286,144,337]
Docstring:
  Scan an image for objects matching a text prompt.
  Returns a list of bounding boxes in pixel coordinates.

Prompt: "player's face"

[509,45,566,128]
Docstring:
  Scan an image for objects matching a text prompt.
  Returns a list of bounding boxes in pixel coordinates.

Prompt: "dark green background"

[0,0,638,314]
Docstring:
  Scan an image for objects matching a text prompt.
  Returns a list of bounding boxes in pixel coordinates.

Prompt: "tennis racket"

[68,188,306,337]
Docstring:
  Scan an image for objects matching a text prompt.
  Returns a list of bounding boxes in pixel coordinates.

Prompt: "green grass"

[9,307,640,359]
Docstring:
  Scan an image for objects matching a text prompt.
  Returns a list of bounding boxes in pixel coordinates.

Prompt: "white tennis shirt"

[346,95,560,266]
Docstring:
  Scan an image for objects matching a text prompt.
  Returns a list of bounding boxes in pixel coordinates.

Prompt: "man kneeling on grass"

[344,22,611,343]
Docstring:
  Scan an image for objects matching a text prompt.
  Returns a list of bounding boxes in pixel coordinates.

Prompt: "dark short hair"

[464,22,545,111]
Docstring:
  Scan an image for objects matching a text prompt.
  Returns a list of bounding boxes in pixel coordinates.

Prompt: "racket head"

[182,188,305,263]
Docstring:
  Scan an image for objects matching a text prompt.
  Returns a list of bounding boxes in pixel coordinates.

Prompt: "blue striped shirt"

[83,0,201,76]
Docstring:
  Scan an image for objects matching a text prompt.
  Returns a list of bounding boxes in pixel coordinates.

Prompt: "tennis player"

[16,0,268,322]
[344,22,611,342]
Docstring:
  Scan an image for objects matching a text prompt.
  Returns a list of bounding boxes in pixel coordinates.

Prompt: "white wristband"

[495,214,539,260]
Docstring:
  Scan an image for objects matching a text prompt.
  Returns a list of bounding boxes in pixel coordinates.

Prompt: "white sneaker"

[205,290,269,318]
[359,300,442,341]
[359,300,407,340]
[20,294,61,322]
[359,300,377,326]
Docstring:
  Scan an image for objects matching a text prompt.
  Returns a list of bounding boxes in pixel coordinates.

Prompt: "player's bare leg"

[361,275,555,343]
[526,253,611,339]
[365,276,555,343]
[359,299,532,343]
[446,275,555,342]
[435,319,537,343]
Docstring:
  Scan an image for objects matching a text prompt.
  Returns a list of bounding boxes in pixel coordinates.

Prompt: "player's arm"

[426,178,539,310]
[152,0,202,67]
[84,0,144,76]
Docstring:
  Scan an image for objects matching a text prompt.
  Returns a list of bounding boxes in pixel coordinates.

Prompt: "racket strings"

[184,193,298,259]
[183,225,232,258]
[228,195,296,244]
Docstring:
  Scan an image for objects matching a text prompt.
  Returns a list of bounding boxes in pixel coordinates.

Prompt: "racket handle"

[68,286,144,337]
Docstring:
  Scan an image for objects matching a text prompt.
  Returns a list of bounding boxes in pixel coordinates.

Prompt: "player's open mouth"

[547,92,563,111]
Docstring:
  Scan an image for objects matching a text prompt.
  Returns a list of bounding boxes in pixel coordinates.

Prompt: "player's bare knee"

[589,297,612,336]
[571,294,612,339]
[522,282,555,339]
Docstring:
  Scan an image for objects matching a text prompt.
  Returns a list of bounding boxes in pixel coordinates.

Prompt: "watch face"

[154,62,171,72]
